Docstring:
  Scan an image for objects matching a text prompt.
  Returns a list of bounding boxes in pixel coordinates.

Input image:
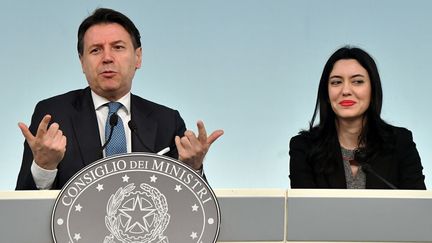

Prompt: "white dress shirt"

[31,91,132,189]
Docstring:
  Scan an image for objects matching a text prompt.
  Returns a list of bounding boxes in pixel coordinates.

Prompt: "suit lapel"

[71,88,103,165]
[130,94,157,152]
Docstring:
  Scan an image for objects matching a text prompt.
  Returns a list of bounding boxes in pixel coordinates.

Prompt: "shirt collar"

[91,90,131,115]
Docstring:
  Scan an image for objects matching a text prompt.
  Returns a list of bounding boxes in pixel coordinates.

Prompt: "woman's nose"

[342,82,352,96]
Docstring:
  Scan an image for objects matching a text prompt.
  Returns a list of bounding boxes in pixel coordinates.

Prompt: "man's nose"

[102,49,114,64]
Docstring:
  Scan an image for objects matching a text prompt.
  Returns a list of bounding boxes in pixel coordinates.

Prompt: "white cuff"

[31,161,57,190]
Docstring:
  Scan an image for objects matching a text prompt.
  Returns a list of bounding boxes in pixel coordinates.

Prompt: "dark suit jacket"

[16,87,186,190]
[289,126,426,189]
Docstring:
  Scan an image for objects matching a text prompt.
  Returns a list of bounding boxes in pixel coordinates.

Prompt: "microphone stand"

[354,148,398,189]
[101,113,118,151]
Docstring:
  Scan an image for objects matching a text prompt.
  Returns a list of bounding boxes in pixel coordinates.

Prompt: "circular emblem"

[51,153,220,243]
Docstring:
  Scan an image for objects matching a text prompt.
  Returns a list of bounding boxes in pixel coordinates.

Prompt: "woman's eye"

[329,80,342,86]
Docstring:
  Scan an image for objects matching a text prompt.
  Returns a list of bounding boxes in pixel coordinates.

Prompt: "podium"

[1,189,432,242]
[286,189,432,242]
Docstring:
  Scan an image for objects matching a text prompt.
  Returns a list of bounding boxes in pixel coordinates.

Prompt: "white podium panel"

[287,189,432,242]
[217,189,286,242]
[0,189,286,243]
[0,191,57,243]
[1,189,432,242]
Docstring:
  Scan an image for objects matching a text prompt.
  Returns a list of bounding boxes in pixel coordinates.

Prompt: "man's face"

[80,23,142,100]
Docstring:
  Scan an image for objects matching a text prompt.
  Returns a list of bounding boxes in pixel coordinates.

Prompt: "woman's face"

[328,59,372,122]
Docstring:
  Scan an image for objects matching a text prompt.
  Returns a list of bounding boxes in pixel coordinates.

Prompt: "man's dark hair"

[77,8,141,56]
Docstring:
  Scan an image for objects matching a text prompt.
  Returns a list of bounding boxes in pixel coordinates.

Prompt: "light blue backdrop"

[2,0,431,189]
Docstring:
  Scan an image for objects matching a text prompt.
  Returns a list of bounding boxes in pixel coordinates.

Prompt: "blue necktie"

[105,102,127,156]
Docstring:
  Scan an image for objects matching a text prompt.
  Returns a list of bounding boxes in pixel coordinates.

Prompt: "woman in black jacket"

[289,46,426,189]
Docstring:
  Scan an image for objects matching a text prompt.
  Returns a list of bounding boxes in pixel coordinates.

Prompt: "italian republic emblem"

[51,153,220,243]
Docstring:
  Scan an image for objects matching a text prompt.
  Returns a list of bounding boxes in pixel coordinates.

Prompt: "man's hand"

[18,114,67,170]
[175,120,223,170]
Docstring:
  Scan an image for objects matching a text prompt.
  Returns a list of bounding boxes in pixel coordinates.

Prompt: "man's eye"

[90,48,100,54]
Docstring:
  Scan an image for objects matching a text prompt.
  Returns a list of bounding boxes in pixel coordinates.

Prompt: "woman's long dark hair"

[303,46,393,173]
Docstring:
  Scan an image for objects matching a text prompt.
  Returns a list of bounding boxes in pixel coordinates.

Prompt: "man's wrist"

[31,161,57,189]
[195,165,204,176]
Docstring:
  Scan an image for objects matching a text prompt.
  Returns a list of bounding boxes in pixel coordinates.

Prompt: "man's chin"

[93,88,123,100]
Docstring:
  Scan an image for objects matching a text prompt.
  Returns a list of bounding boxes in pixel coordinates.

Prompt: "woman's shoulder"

[290,133,308,147]
[386,124,413,138]
[379,124,415,149]
[290,128,319,148]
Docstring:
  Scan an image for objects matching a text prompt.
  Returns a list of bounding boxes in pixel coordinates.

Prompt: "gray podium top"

[1,189,432,242]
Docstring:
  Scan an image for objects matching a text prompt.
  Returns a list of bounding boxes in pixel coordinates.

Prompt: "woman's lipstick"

[339,100,356,107]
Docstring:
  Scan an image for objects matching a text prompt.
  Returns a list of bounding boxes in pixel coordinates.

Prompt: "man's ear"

[135,47,143,70]
[79,54,85,73]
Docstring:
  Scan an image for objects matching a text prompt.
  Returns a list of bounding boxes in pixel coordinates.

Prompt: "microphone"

[354,148,397,189]
[127,120,155,153]
[101,113,119,151]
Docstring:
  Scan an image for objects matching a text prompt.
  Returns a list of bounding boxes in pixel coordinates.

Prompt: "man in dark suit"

[16,8,223,190]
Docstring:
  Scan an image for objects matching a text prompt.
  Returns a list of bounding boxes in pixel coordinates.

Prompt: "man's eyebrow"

[87,40,127,48]
[111,40,127,45]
